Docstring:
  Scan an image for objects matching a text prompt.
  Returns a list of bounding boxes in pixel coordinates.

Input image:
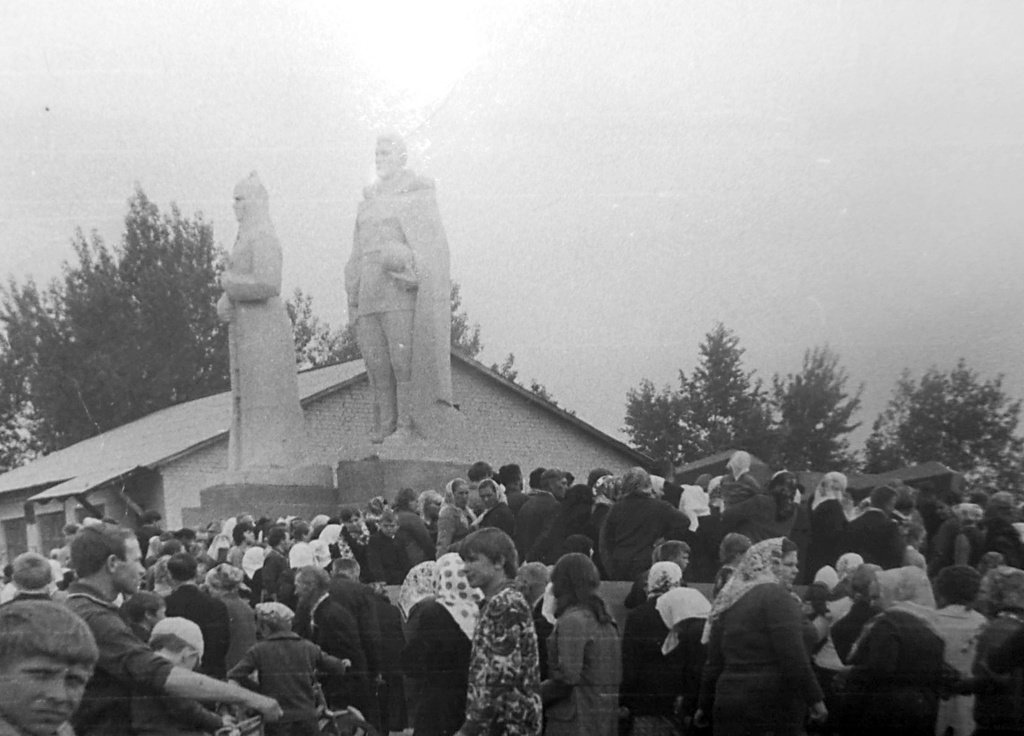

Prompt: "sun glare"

[346,0,484,110]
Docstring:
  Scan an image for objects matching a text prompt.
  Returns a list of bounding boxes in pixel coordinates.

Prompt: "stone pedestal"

[182,464,335,527]
[337,439,473,506]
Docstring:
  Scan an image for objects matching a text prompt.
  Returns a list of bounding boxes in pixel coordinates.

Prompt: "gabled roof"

[0,352,648,498]
[0,362,365,497]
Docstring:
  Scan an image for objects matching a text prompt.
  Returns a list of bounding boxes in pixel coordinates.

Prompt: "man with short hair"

[843,486,904,569]
[227,521,256,569]
[261,525,291,603]
[467,461,493,484]
[163,552,231,679]
[327,559,382,728]
[498,463,527,515]
[514,468,566,565]
[0,599,99,736]
[65,524,281,734]
[1,552,54,603]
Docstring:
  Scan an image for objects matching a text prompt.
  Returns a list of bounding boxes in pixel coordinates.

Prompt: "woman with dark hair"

[542,553,621,736]
[720,470,799,544]
[457,528,542,735]
[697,537,826,735]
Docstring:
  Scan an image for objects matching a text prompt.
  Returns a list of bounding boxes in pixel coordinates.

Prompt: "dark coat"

[395,509,435,566]
[296,595,371,715]
[514,491,563,565]
[372,592,408,732]
[163,584,231,679]
[621,598,705,718]
[402,599,473,736]
[805,499,848,582]
[843,508,904,569]
[720,494,796,544]
[699,583,823,736]
[477,503,516,537]
[327,576,382,679]
[366,531,411,585]
[599,495,690,581]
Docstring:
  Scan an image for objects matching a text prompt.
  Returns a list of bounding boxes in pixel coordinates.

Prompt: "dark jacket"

[163,583,231,679]
[395,509,435,566]
[372,591,408,732]
[721,494,796,544]
[973,610,1024,733]
[296,595,371,715]
[843,508,904,570]
[227,631,346,723]
[621,597,705,718]
[131,689,223,736]
[477,503,516,538]
[328,576,382,678]
[366,531,410,585]
[402,599,473,736]
[66,582,174,736]
[514,491,563,565]
[600,495,690,581]
[805,499,848,582]
[261,548,289,602]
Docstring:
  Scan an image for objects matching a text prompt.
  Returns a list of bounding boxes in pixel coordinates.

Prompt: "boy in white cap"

[132,617,232,734]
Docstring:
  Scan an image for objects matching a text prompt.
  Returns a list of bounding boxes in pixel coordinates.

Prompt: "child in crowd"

[131,617,230,736]
[228,602,349,736]
[0,599,99,736]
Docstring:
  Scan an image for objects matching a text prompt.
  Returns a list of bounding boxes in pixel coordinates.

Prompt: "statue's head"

[375,133,408,181]
[233,171,269,222]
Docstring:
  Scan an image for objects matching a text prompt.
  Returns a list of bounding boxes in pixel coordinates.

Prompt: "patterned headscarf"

[433,552,483,640]
[205,563,245,594]
[704,537,788,641]
[647,561,683,598]
[875,566,937,613]
[398,561,437,621]
[657,587,712,654]
[952,503,984,525]
[813,566,839,592]
[255,602,295,627]
[978,566,1024,614]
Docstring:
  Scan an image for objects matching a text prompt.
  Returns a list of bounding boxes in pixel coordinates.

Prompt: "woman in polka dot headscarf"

[401,552,482,735]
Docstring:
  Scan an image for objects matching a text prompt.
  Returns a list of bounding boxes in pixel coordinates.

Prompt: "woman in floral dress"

[456,527,542,736]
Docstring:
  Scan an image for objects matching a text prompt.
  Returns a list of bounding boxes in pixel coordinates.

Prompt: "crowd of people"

[3,452,1024,736]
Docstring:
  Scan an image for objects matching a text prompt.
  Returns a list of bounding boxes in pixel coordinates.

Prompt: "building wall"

[155,360,640,528]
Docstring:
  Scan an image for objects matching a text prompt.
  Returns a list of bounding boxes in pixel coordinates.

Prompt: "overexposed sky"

[2,0,1022,452]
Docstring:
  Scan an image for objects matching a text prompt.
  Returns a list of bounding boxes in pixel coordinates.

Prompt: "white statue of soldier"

[345,134,455,444]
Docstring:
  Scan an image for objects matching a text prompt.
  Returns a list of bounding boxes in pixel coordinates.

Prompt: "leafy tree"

[771,346,862,471]
[286,288,359,370]
[864,360,1024,487]
[624,323,776,463]
[450,282,482,358]
[0,186,229,451]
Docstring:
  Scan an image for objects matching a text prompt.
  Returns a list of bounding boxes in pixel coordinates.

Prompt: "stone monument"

[339,136,469,494]
[344,133,459,447]
[186,172,333,525]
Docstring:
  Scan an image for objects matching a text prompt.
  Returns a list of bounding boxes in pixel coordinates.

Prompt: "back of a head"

[166,552,198,583]
[719,533,751,564]
[987,492,1016,521]
[727,451,751,478]
[821,471,848,494]
[621,467,652,497]
[0,599,98,669]
[540,468,564,491]
[122,591,165,624]
[850,563,882,600]
[563,534,594,557]
[869,485,898,510]
[297,564,331,594]
[151,616,205,660]
[12,552,53,593]
[231,521,254,546]
[70,524,134,578]
[332,557,361,581]
[563,484,593,509]
[394,487,418,512]
[935,565,982,607]
[267,526,288,549]
[496,464,522,488]
[528,467,547,490]
[551,553,610,623]
[467,461,493,483]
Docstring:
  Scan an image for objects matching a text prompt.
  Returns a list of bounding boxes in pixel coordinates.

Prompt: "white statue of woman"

[217,172,307,472]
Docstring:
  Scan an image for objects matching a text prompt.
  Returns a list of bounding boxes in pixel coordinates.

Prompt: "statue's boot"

[389,380,417,442]
[369,383,397,444]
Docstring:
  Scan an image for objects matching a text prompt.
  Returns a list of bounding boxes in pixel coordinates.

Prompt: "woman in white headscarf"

[696,537,826,735]
[621,562,700,734]
[401,552,481,735]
